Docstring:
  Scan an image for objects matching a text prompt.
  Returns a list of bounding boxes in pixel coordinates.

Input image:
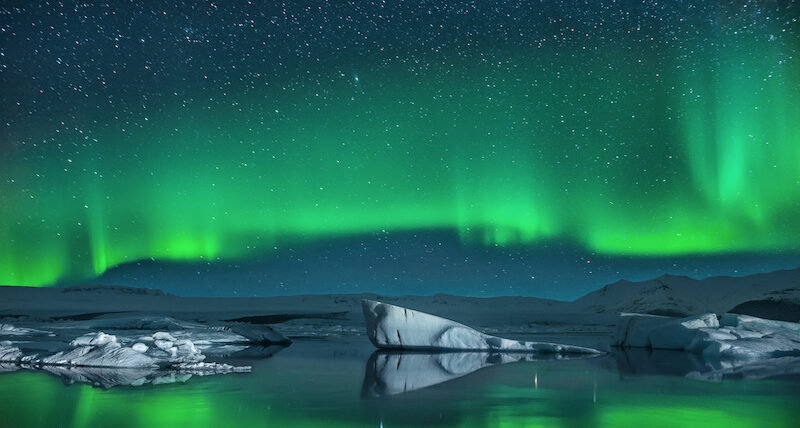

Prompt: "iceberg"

[40,331,248,369]
[225,323,292,345]
[43,332,160,368]
[0,324,52,337]
[614,313,800,359]
[1,332,254,388]
[362,300,601,353]
[0,341,24,363]
[46,315,292,347]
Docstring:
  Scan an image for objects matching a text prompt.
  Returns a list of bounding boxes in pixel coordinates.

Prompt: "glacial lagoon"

[2,335,798,428]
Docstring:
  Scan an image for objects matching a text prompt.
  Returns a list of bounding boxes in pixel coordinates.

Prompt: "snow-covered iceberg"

[42,332,157,368]
[614,313,800,359]
[43,315,292,347]
[39,331,252,369]
[225,322,292,344]
[362,300,601,353]
[2,331,251,372]
[1,332,252,388]
[0,324,52,337]
[0,341,24,363]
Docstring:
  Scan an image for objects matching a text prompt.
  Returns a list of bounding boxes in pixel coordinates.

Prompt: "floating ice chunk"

[44,332,154,367]
[153,339,174,351]
[70,332,117,347]
[152,332,177,342]
[0,324,52,337]
[0,342,24,363]
[44,337,157,368]
[41,331,212,368]
[225,323,292,345]
[647,313,718,350]
[362,300,601,353]
[614,313,800,359]
[169,338,204,363]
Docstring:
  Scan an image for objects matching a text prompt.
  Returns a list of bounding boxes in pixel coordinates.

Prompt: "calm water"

[1,336,798,428]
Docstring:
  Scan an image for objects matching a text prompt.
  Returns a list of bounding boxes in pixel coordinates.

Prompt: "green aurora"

[1,2,798,287]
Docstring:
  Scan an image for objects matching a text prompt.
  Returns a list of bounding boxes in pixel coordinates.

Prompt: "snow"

[0,324,52,337]
[574,268,800,318]
[153,331,177,341]
[32,331,237,368]
[1,268,797,338]
[0,341,24,363]
[43,332,160,368]
[71,332,118,347]
[614,313,800,359]
[362,300,601,353]
[1,331,251,388]
[1,271,797,390]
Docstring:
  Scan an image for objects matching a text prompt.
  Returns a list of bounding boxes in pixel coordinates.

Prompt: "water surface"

[1,336,798,427]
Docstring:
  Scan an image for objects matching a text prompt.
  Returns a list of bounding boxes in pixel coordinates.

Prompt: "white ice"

[0,331,249,372]
[614,312,800,359]
[362,300,601,353]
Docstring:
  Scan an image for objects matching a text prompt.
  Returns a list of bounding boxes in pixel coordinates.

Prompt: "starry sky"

[1,1,798,297]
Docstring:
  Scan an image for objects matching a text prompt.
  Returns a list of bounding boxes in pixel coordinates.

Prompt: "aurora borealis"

[1,1,799,294]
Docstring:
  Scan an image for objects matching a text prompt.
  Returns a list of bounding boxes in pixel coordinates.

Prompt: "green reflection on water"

[1,350,798,427]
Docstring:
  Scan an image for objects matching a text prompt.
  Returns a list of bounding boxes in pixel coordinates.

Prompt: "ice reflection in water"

[362,351,601,397]
[1,337,799,427]
[0,344,288,389]
[364,347,800,398]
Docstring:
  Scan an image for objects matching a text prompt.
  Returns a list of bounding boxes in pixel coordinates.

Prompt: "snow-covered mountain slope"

[573,268,799,320]
[1,267,798,332]
[729,287,800,322]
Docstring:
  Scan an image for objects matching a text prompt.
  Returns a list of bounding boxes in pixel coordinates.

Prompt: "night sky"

[1,1,798,297]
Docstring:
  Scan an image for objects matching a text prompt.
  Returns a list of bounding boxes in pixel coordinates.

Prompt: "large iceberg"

[362,300,601,353]
[614,313,800,359]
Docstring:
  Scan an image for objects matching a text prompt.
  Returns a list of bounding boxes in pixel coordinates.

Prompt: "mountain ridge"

[1,267,797,322]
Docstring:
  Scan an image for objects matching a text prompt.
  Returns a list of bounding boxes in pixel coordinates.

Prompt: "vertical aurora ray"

[674,9,800,248]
